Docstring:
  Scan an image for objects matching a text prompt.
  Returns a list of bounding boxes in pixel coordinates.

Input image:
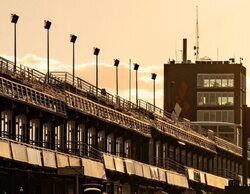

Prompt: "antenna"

[194,6,199,61]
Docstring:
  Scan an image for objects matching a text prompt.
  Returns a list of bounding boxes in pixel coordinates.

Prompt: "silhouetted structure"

[164,57,246,146]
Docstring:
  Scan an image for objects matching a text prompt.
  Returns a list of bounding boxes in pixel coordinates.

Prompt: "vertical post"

[151,73,157,111]
[70,34,77,86]
[114,59,120,96]
[153,79,155,111]
[73,43,75,85]
[44,20,51,82]
[116,65,118,96]
[14,23,17,72]
[242,104,248,186]
[47,28,49,82]
[94,47,100,96]
[11,14,19,72]
[136,70,138,105]
[96,54,98,95]
[133,63,139,105]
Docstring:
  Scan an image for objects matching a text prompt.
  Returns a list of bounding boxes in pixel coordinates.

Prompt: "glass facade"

[197,110,234,123]
[197,92,234,106]
[197,74,234,88]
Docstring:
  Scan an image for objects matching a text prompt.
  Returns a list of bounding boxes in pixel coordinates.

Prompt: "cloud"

[138,75,163,84]
[0,53,68,72]
[76,61,113,69]
[118,62,163,74]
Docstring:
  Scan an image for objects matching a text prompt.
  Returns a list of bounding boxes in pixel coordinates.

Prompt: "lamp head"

[44,20,51,29]
[151,73,157,80]
[93,47,100,55]
[70,34,77,43]
[114,59,120,67]
[133,63,139,70]
[11,14,19,24]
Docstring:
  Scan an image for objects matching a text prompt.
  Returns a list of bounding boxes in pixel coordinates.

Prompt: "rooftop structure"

[164,39,246,146]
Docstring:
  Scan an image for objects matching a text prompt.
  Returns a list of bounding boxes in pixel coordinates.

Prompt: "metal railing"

[215,136,242,156]
[138,99,209,137]
[217,168,241,180]
[0,76,66,116]
[65,91,151,137]
[0,136,102,162]
[154,156,186,174]
[51,72,155,121]
[154,118,216,152]
[0,57,65,100]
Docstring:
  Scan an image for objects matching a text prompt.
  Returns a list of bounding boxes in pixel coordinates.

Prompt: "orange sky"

[0,0,249,108]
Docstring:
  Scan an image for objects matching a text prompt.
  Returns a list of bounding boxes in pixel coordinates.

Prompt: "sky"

[0,0,249,108]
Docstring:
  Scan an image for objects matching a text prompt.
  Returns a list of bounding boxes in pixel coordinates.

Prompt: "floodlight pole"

[152,74,156,111]
[11,14,19,72]
[44,20,51,82]
[114,59,120,96]
[94,48,100,96]
[96,54,98,95]
[14,23,17,71]
[47,28,49,81]
[70,34,77,86]
[134,63,139,105]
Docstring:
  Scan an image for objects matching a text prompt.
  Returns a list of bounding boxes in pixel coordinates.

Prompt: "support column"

[242,105,249,186]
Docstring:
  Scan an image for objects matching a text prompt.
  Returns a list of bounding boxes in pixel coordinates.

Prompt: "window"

[169,145,174,160]
[1,110,12,138]
[43,122,51,148]
[29,119,39,145]
[55,124,63,151]
[193,154,197,168]
[203,157,208,172]
[107,134,114,153]
[208,158,213,173]
[77,124,85,155]
[67,121,75,153]
[197,92,234,106]
[116,137,123,156]
[228,79,234,87]
[181,149,186,165]
[97,130,105,151]
[15,115,26,142]
[162,143,168,168]
[155,141,161,166]
[124,140,131,158]
[175,147,180,162]
[187,152,192,167]
[198,155,203,170]
[197,74,234,88]
[87,127,95,156]
[197,110,234,123]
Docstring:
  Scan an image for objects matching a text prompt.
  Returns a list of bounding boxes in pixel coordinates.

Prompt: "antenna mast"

[195,6,199,61]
